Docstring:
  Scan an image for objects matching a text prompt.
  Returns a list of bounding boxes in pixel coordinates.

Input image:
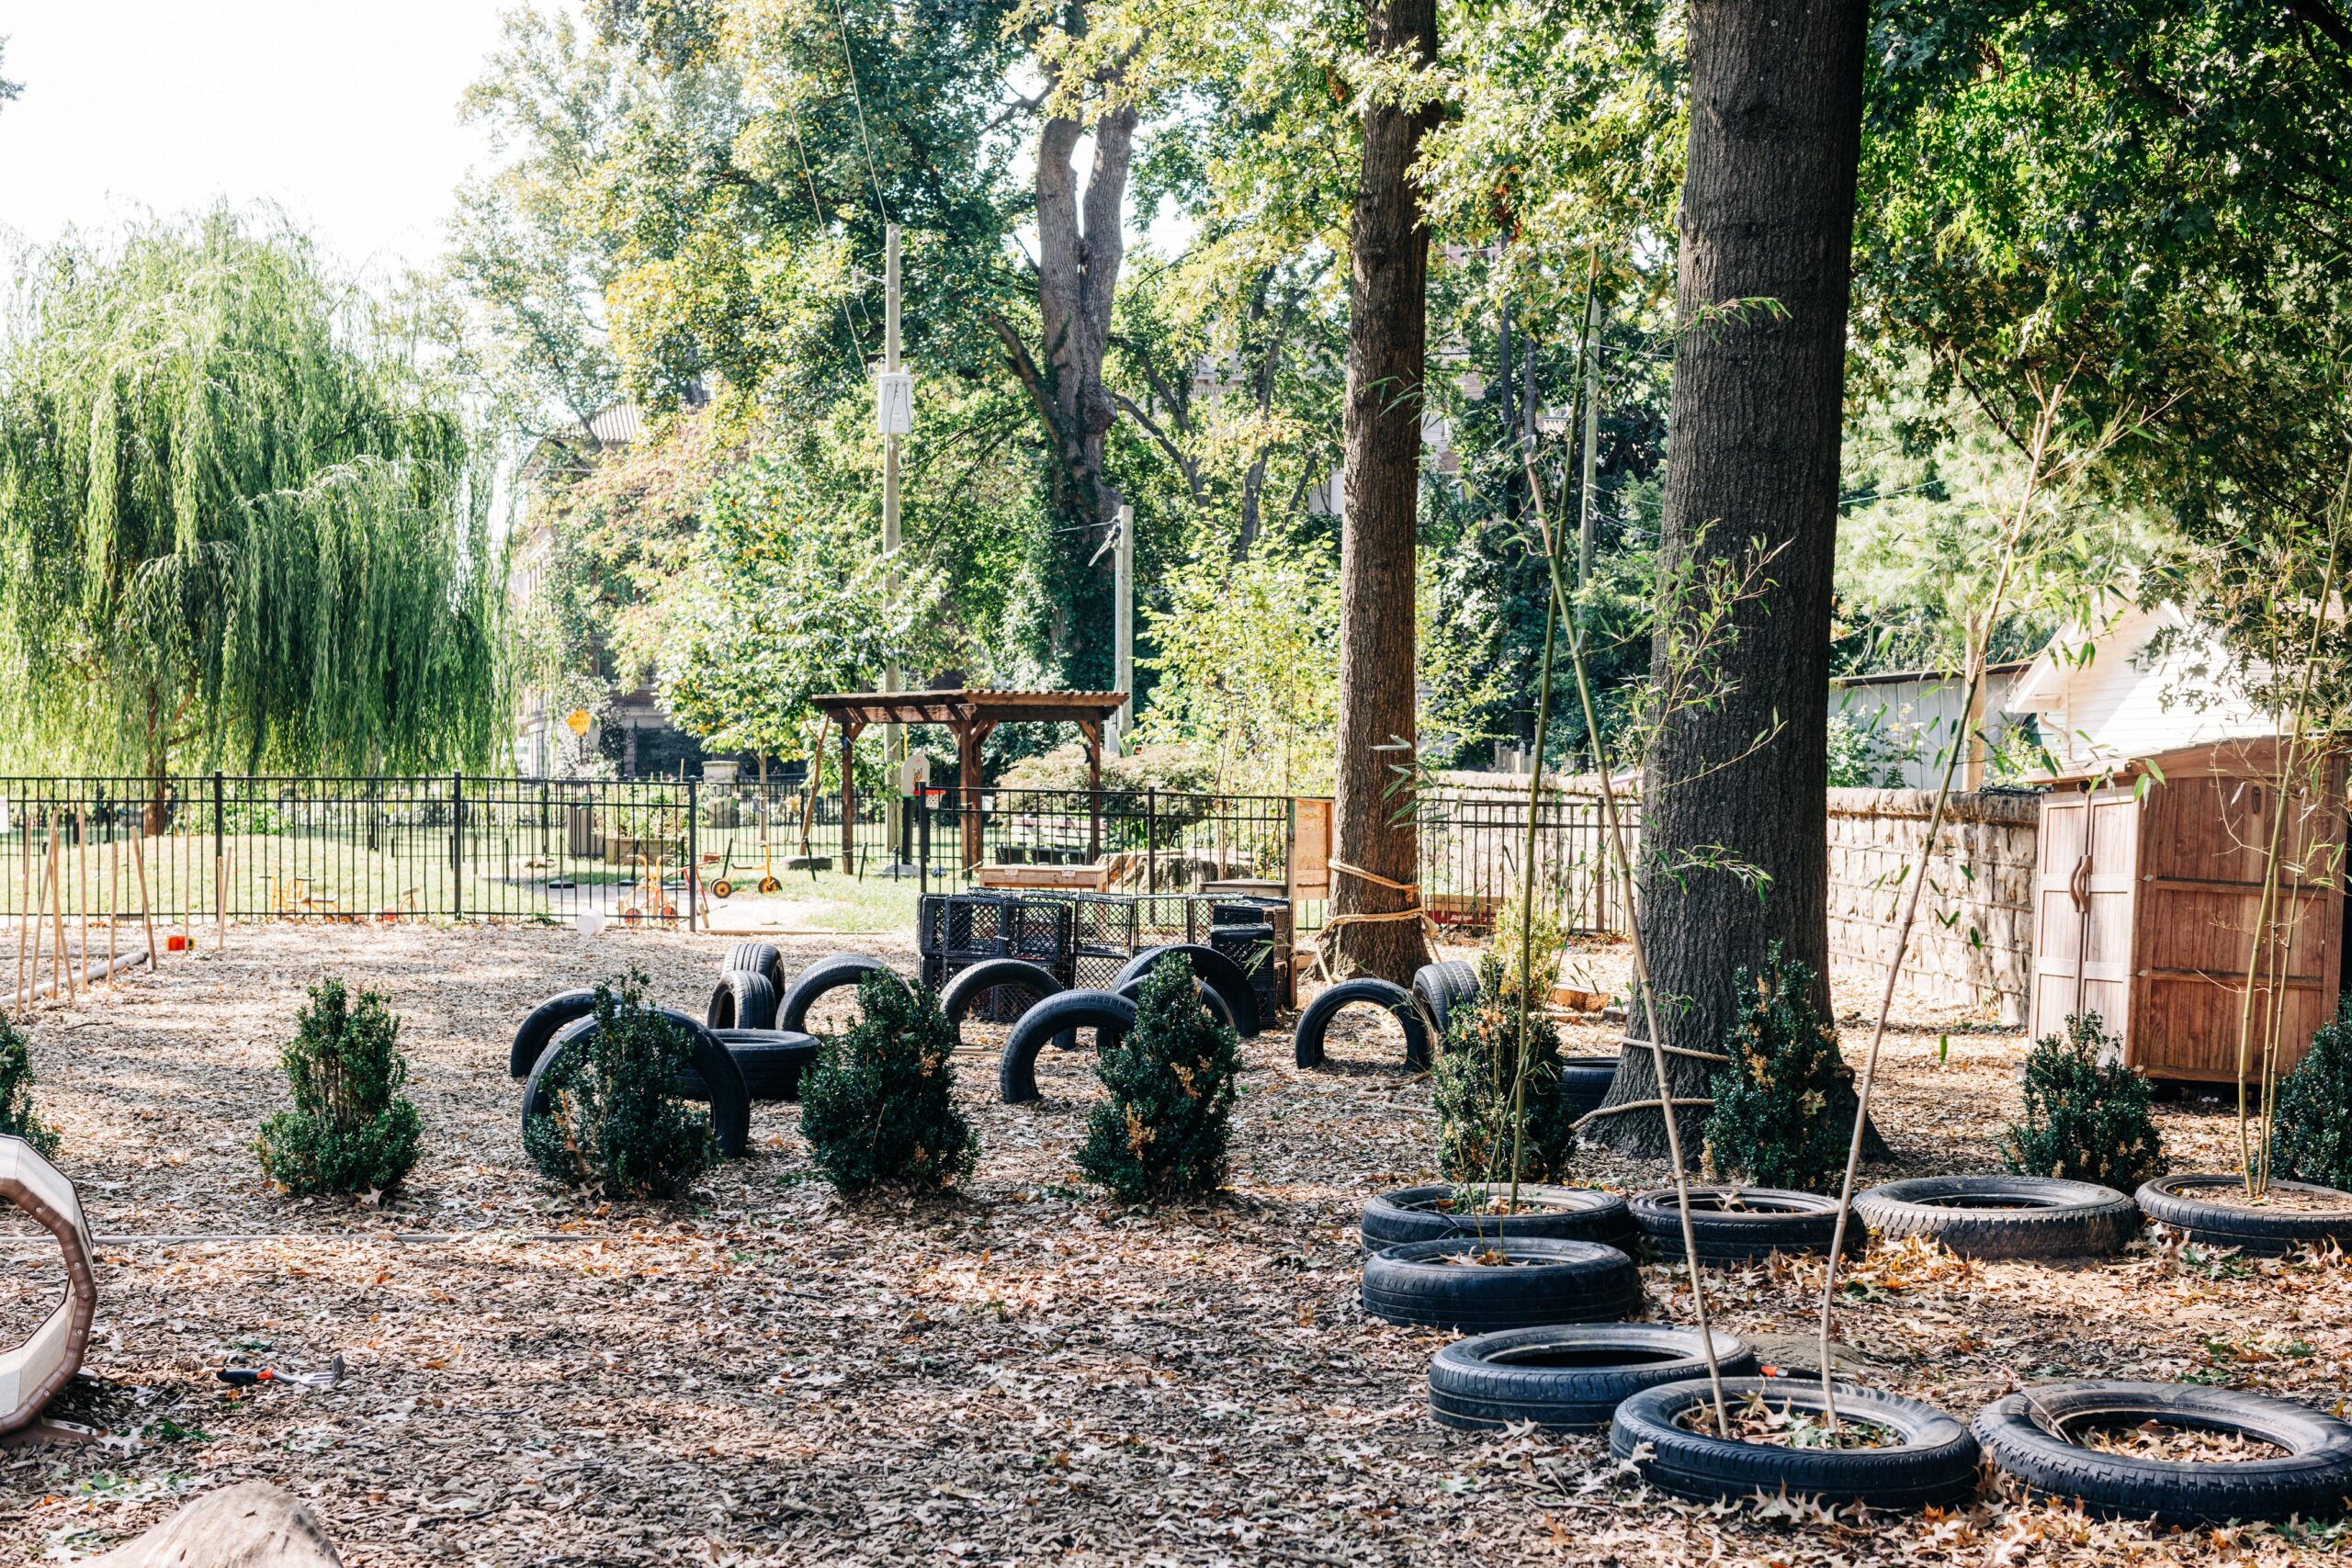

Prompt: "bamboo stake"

[76,807,89,991]
[107,828,119,990]
[131,831,156,969]
[46,821,67,1001]
[14,809,28,1013]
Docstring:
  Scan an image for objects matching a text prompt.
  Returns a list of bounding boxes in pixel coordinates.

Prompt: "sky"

[0,1,533,276]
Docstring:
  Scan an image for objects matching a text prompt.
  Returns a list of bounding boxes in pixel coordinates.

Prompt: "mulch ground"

[0,923,2346,1565]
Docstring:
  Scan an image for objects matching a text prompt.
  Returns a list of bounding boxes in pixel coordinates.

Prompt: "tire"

[1631,1186,1867,1265]
[1412,960,1479,1042]
[512,989,597,1079]
[708,1028,820,1102]
[999,989,1138,1103]
[1359,1237,1642,1333]
[779,953,906,1034]
[1430,1325,1758,1433]
[521,1007,752,1159]
[1295,978,1431,1071]
[1854,1175,2139,1260]
[940,957,1075,1054]
[1973,1381,2352,1526]
[1113,946,1260,1037]
[1361,1183,1634,1254]
[705,970,779,1032]
[1558,1055,1618,1119]
[2136,1174,2352,1258]
[721,942,784,990]
[1611,1377,1980,1511]
[1113,975,1237,1033]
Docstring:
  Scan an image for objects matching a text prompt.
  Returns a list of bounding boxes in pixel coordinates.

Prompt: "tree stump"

[85,1483,342,1567]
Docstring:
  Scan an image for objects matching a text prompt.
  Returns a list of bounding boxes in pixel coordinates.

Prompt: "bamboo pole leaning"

[132,830,157,970]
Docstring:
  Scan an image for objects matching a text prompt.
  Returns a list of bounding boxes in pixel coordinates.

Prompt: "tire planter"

[938,958,1069,1052]
[1000,989,1138,1103]
[511,989,597,1079]
[1294,978,1431,1071]
[721,942,785,990]
[1429,1325,1757,1432]
[707,1028,820,1101]
[2136,1174,2352,1258]
[706,969,780,1032]
[1973,1381,2352,1526]
[1611,1377,1980,1511]
[1631,1186,1865,1264]
[778,953,906,1034]
[1412,960,1479,1041]
[1113,946,1261,1037]
[1359,1237,1642,1333]
[1854,1175,2139,1260]
[521,1007,752,1158]
[1360,1183,1634,1254]
[1112,974,1238,1032]
[1557,1055,1618,1119]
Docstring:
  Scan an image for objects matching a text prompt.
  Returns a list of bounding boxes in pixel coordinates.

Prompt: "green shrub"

[2270,993,2352,1190]
[525,972,716,1200]
[255,979,421,1195]
[1077,953,1241,1202]
[0,1011,59,1157]
[799,973,976,1196]
[1432,953,1580,1184]
[2001,1012,2164,1187]
[1702,946,1859,1193]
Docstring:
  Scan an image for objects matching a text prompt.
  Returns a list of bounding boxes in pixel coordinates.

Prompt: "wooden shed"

[2030,738,2346,1082]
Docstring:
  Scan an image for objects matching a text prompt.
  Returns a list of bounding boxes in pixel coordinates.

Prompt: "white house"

[2002,599,2271,779]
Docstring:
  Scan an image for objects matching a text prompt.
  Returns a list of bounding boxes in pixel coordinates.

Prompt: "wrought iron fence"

[1416,785,1634,936]
[913,787,1295,896]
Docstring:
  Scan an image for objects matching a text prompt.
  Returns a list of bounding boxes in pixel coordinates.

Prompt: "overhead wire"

[829,0,894,225]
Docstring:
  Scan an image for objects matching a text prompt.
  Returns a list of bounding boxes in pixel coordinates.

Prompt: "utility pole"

[878,224,910,866]
[1576,288,1601,593]
[1114,502,1134,753]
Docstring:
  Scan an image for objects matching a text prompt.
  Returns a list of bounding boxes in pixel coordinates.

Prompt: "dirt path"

[0,924,2345,1565]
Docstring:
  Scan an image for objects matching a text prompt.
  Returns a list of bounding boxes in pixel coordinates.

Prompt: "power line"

[829,0,893,225]
[781,103,870,363]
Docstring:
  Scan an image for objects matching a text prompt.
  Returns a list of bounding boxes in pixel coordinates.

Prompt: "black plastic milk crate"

[925,952,1064,1023]
[1209,920,1280,1025]
[917,892,1071,967]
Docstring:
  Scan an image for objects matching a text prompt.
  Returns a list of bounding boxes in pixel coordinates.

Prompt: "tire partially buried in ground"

[511,989,597,1079]
[1632,1186,1865,1264]
[706,969,779,1032]
[1360,1183,1633,1253]
[706,1029,819,1101]
[1854,1175,2139,1260]
[1973,1381,2352,1526]
[1611,1377,1980,1511]
[1412,960,1479,1041]
[1360,1237,1642,1333]
[1000,989,1137,1103]
[720,942,785,990]
[523,1009,751,1158]
[1114,974,1236,1032]
[1430,1325,1758,1432]
[778,953,905,1034]
[2135,1174,2352,1257]
[1294,978,1431,1071]
[1557,1055,1618,1119]
[938,958,1068,1046]
[1113,946,1260,1036]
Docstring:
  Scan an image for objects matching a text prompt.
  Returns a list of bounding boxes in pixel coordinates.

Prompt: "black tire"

[1295,978,1431,1071]
[707,1028,820,1102]
[1557,1055,1618,1118]
[512,989,597,1079]
[1413,960,1479,1042]
[721,942,784,989]
[1113,946,1260,1037]
[1112,974,1237,1032]
[1855,1175,2139,1260]
[779,953,906,1034]
[1973,1381,2352,1526]
[940,956,1065,1027]
[1631,1186,1867,1264]
[2136,1174,2352,1258]
[705,969,779,1032]
[1361,1183,1634,1254]
[1611,1377,1979,1511]
[521,1007,752,1159]
[1430,1325,1758,1432]
[1000,989,1137,1103]
[1359,1237,1642,1333]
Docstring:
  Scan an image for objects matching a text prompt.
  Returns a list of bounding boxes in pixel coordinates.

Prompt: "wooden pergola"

[808,688,1127,871]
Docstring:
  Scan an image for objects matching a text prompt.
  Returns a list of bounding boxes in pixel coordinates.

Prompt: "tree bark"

[1591,0,1867,1157]
[1329,0,1438,987]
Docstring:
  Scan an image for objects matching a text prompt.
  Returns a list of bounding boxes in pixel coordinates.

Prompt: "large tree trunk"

[1590,0,1867,1157]
[1328,0,1438,987]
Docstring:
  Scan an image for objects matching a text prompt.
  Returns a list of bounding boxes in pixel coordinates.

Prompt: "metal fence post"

[451,770,464,921]
[686,777,699,932]
[1146,786,1158,894]
[918,794,930,895]
[211,771,224,921]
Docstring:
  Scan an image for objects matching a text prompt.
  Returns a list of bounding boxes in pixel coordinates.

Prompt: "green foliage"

[0,211,503,777]
[1431,954,1579,1184]
[998,741,1215,795]
[525,972,716,1199]
[1826,712,1909,789]
[2000,1013,2164,1188]
[1490,896,1568,1004]
[1702,947,1859,1193]
[1077,954,1241,1203]
[255,980,421,1196]
[2269,995,2352,1193]
[0,1012,59,1158]
[798,973,976,1196]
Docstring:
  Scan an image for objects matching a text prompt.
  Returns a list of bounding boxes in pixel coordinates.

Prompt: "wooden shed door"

[2030,784,2140,1046]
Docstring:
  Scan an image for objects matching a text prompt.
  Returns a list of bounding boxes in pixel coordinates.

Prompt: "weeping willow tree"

[0,212,504,800]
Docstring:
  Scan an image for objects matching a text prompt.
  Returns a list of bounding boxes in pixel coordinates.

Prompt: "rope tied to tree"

[1313,859,1437,980]
[1615,1034,1732,1063]
[1572,1096,1714,1131]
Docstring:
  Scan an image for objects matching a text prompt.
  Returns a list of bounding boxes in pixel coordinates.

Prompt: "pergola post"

[1080,719,1104,861]
[957,720,995,874]
[840,721,865,870]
